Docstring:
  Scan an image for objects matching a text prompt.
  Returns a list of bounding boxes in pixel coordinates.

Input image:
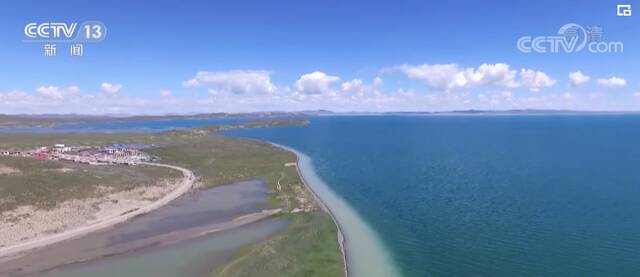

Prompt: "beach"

[288,145,349,277]
[1,127,347,277]
[273,144,399,277]
[0,179,284,276]
[0,162,195,261]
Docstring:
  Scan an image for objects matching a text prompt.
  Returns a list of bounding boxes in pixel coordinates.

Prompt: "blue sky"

[0,0,639,114]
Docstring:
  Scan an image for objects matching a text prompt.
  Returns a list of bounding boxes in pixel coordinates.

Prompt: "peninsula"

[0,119,344,276]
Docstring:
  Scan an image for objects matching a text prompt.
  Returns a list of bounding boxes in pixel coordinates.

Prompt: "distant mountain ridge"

[2,109,640,128]
[0,111,331,128]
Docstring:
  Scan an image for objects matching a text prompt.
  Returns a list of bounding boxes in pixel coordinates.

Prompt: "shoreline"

[273,143,350,277]
[0,179,283,276]
[0,162,195,261]
[272,143,401,277]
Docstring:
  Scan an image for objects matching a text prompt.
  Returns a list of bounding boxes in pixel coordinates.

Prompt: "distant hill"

[0,111,332,128]
[4,109,640,128]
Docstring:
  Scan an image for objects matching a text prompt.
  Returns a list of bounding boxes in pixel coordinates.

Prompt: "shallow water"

[35,219,288,277]
[1,180,286,276]
[291,148,400,277]
[11,115,640,276]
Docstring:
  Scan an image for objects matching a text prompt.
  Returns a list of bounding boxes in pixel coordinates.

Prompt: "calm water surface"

[11,115,640,276]
[1,180,286,277]
[225,115,640,276]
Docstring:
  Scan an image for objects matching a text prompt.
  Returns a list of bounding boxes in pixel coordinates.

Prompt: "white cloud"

[295,71,340,94]
[519,69,556,92]
[0,65,634,114]
[568,71,590,86]
[101,82,122,96]
[341,79,364,93]
[338,78,385,99]
[0,83,626,114]
[36,85,81,100]
[373,77,383,86]
[398,63,461,91]
[563,92,573,99]
[396,63,524,91]
[396,63,558,92]
[183,70,276,95]
[597,77,626,87]
[0,90,28,101]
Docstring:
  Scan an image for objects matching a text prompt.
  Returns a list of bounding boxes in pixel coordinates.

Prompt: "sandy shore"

[271,143,350,277]
[0,180,283,276]
[273,143,401,277]
[0,165,20,176]
[0,181,180,248]
[0,162,195,260]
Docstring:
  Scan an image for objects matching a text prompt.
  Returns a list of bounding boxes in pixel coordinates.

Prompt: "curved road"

[0,162,195,260]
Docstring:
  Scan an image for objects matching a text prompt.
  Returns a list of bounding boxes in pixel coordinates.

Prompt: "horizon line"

[4,109,640,118]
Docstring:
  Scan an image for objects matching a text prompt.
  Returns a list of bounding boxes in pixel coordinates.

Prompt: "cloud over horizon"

[183,70,277,95]
[295,71,340,95]
[597,77,627,87]
[519,69,556,92]
[101,82,122,96]
[36,86,81,100]
[569,71,590,86]
[0,65,636,115]
[395,63,557,92]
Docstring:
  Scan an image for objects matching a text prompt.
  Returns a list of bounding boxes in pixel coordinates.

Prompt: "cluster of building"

[0,144,157,166]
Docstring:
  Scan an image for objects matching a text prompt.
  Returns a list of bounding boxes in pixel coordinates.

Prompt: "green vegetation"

[149,135,298,192]
[0,115,110,128]
[0,156,180,213]
[146,132,344,277]
[194,119,310,133]
[0,113,317,128]
[0,132,157,149]
[213,213,343,277]
[0,119,344,276]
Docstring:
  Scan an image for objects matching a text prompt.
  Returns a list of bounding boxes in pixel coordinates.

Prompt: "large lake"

[225,115,640,276]
[8,114,640,276]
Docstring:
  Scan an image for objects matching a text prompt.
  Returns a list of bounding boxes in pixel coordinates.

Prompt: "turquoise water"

[14,115,640,276]
[288,147,399,277]
[224,115,640,276]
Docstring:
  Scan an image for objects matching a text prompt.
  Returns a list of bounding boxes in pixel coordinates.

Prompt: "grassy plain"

[0,119,344,276]
[212,212,343,277]
[0,156,179,213]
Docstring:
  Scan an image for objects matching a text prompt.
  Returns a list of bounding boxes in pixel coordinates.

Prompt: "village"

[0,143,157,166]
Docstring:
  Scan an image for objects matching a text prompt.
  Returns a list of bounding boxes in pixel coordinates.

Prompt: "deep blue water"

[13,115,640,276]
[223,115,640,276]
